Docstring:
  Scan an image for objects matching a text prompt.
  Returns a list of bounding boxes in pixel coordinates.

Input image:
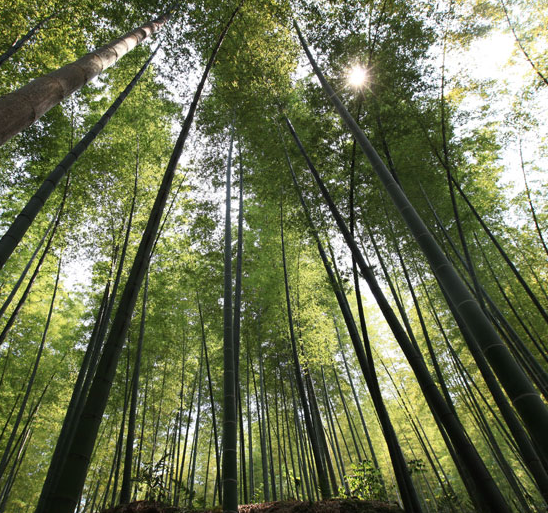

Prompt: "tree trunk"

[0,49,157,271]
[37,161,138,513]
[246,345,254,501]
[282,124,421,510]
[0,14,168,146]
[189,342,204,508]
[232,145,247,505]
[110,346,132,506]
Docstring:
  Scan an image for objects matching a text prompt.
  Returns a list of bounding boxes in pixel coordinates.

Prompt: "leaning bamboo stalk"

[0,14,54,67]
[0,256,61,481]
[0,211,55,321]
[285,114,513,512]
[280,200,331,500]
[294,21,548,467]
[0,48,158,272]
[47,7,241,508]
[0,175,69,347]
[0,13,169,146]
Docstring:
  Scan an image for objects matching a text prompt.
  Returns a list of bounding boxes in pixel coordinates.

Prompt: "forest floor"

[101,499,404,513]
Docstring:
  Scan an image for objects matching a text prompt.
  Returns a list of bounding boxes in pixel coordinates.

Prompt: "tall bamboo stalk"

[294,22,548,476]
[119,271,148,504]
[0,256,61,480]
[0,14,168,146]
[47,8,241,508]
[0,49,158,271]
[222,123,238,513]
[0,14,53,67]
[280,199,331,499]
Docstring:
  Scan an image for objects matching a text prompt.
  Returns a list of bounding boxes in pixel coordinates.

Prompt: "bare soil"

[101,499,404,513]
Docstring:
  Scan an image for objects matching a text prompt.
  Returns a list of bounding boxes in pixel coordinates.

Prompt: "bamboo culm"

[0,256,61,481]
[47,7,241,507]
[0,14,53,67]
[0,49,158,271]
[294,21,548,466]
[119,271,148,504]
[0,14,168,146]
[37,166,138,513]
[0,174,70,347]
[280,199,332,500]
[199,296,222,503]
[222,124,238,513]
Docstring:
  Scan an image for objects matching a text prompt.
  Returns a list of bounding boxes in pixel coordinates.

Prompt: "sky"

[448,28,547,193]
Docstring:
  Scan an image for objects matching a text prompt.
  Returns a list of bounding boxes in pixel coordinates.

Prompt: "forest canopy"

[0,1,547,512]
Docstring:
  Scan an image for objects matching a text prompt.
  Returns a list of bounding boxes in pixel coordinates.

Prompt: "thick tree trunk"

[0,14,168,146]
[0,49,157,271]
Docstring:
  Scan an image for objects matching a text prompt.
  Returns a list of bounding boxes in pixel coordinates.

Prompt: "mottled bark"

[0,14,168,146]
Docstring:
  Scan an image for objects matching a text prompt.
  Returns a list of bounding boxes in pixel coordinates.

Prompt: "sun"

[347,64,367,89]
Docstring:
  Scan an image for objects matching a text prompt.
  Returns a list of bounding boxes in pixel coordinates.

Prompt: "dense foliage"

[0,0,547,512]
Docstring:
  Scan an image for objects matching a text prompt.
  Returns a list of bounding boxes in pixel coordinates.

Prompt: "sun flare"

[347,64,367,88]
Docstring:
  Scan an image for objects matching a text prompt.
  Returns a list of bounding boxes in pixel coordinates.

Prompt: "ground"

[101,499,404,513]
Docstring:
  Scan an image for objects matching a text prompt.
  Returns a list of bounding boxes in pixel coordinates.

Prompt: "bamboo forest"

[1,0,547,512]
